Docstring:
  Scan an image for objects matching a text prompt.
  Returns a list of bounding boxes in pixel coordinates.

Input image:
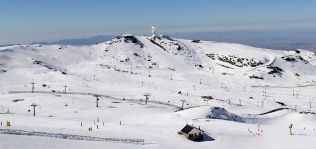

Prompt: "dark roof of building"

[181,125,202,134]
[181,124,204,134]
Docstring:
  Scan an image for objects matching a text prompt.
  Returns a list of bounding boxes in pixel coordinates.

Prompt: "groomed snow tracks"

[0,129,148,145]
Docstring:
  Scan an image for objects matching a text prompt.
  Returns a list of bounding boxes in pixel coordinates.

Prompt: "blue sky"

[1,0,316,44]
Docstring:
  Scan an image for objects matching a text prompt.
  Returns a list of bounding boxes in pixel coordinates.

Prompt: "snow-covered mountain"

[1,34,316,149]
[1,34,316,85]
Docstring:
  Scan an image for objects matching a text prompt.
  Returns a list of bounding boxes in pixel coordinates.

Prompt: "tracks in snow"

[0,129,148,145]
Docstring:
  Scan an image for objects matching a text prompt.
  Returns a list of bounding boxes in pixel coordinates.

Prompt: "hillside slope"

[1,34,316,149]
[1,34,316,85]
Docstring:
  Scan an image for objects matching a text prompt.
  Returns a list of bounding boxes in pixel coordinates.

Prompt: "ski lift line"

[231,89,314,98]
[108,65,189,83]
[278,101,316,103]
[247,90,316,97]
[265,92,316,98]
[8,90,183,110]
[265,92,316,97]
[214,96,315,106]
[102,64,221,87]
[6,90,315,114]
[251,83,316,89]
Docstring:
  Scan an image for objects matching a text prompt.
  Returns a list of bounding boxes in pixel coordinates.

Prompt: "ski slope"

[1,34,316,149]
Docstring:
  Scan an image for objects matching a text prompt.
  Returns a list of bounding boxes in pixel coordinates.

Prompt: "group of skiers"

[247,123,316,136]
[80,117,123,131]
[0,121,11,127]
[248,124,264,136]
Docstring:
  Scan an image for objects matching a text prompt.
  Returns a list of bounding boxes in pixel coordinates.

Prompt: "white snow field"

[1,34,316,149]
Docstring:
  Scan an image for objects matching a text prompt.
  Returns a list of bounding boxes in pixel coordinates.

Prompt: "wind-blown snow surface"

[1,34,316,149]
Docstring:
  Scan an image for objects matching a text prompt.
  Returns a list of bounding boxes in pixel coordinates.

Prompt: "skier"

[6,121,11,127]
[289,123,293,135]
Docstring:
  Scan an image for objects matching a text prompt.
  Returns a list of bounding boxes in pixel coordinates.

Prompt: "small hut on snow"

[178,124,204,141]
